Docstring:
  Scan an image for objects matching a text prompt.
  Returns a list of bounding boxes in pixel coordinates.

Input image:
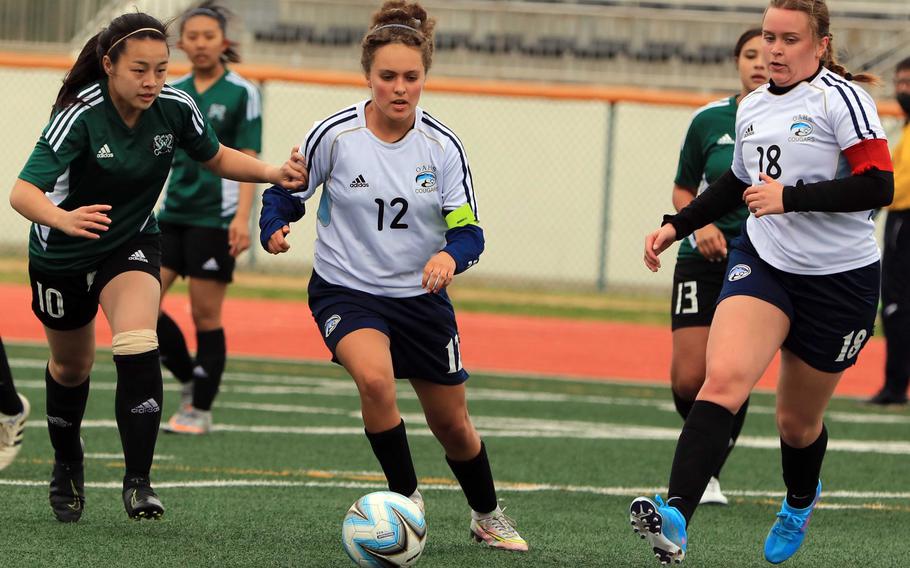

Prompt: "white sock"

[471,505,502,521]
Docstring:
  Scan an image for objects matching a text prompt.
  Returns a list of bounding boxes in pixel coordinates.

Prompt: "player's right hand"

[644,224,677,272]
[266,225,291,254]
[57,204,112,239]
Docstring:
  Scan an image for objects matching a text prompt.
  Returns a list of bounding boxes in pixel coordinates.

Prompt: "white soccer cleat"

[699,476,729,506]
[162,407,212,435]
[0,394,30,470]
[470,508,529,551]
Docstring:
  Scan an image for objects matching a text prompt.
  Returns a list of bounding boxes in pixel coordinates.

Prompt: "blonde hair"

[361,1,436,74]
[766,0,879,84]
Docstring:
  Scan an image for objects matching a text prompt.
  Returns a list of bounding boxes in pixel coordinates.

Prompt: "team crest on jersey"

[789,115,816,142]
[415,165,438,194]
[208,104,227,121]
[324,314,342,338]
[153,134,175,156]
[728,264,752,282]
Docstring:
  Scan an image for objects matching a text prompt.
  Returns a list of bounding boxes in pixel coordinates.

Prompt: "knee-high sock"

[446,441,498,515]
[45,366,89,463]
[714,396,749,478]
[667,400,735,524]
[157,313,194,384]
[781,424,828,509]
[365,420,418,497]
[114,350,162,479]
[192,328,226,411]
[0,338,23,415]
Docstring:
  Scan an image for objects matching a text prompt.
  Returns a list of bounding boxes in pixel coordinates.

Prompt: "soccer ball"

[342,491,427,567]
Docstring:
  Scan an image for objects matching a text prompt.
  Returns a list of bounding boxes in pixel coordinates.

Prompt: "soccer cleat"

[408,489,425,514]
[162,407,212,435]
[764,480,822,564]
[630,495,687,565]
[470,509,529,551]
[123,477,164,520]
[49,461,85,523]
[867,389,907,406]
[699,476,729,506]
[0,394,29,470]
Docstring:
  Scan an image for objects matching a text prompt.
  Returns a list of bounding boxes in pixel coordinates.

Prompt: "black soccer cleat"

[123,477,165,520]
[49,461,86,523]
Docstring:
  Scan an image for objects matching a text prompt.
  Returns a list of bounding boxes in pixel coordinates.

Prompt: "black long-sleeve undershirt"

[663,168,894,240]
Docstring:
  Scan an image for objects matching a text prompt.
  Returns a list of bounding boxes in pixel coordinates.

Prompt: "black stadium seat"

[572,38,629,60]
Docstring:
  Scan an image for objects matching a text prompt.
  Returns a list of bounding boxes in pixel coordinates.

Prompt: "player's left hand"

[743,173,785,218]
[422,252,456,294]
[228,215,251,257]
[273,146,308,191]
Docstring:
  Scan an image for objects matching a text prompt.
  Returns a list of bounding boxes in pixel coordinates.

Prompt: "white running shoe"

[470,508,529,551]
[179,381,193,410]
[699,476,729,506]
[162,407,212,435]
[408,489,425,514]
[0,394,29,470]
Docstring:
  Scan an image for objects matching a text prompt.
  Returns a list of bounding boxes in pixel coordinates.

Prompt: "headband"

[105,27,165,57]
[372,23,420,34]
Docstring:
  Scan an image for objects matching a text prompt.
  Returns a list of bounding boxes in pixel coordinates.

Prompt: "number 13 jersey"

[293,101,478,297]
[732,66,888,275]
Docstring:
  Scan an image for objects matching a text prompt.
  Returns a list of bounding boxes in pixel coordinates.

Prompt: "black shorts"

[718,232,880,373]
[307,271,469,385]
[670,258,727,330]
[160,221,235,283]
[29,232,162,331]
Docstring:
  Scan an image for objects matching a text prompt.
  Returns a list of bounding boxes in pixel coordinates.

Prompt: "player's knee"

[190,304,221,330]
[112,329,158,356]
[776,413,820,447]
[49,356,93,386]
[670,372,703,401]
[355,371,395,404]
[427,412,474,446]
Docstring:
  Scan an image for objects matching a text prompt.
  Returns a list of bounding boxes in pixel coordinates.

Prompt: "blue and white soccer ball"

[342,491,427,567]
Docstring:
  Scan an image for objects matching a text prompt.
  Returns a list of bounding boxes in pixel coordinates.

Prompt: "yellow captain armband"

[444,204,479,229]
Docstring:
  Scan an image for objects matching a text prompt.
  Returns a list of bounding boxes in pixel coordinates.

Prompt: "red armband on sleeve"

[844,139,893,175]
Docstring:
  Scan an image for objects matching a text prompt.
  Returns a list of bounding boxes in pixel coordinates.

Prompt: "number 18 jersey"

[732,67,888,275]
[292,101,478,298]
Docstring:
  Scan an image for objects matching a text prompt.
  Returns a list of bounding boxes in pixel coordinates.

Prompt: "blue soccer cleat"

[764,480,822,564]
[630,495,688,565]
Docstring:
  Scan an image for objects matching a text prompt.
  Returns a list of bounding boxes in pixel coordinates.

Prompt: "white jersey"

[293,100,478,297]
[732,67,887,275]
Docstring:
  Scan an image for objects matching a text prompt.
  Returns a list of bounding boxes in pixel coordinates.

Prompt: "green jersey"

[19,79,220,273]
[674,95,749,261]
[158,69,262,229]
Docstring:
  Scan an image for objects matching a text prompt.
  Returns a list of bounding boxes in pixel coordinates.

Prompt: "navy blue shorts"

[307,271,469,385]
[717,232,880,373]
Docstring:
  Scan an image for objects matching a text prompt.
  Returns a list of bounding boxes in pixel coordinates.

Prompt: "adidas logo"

[743,124,755,138]
[717,134,735,145]
[96,144,114,159]
[130,399,160,414]
[128,250,148,263]
[201,257,220,271]
[349,174,370,188]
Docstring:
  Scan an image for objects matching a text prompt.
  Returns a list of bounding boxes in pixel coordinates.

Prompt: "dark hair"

[765,0,879,85]
[734,28,762,59]
[180,1,240,64]
[896,56,910,75]
[361,1,436,74]
[54,12,168,110]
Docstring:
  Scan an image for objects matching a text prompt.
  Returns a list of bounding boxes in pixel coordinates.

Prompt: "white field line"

[13,377,910,426]
[0,478,906,509]
[24,418,910,456]
[83,453,174,461]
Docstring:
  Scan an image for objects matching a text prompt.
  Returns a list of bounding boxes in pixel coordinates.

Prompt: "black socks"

[782,425,828,509]
[157,313,194,384]
[192,328,226,411]
[672,391,749,480]
[365,420,419,497]
[113,350,163,479]
[45,366,89,464]
[446,441,498,515]
[0,339,23,416]
[667,400,735,524]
